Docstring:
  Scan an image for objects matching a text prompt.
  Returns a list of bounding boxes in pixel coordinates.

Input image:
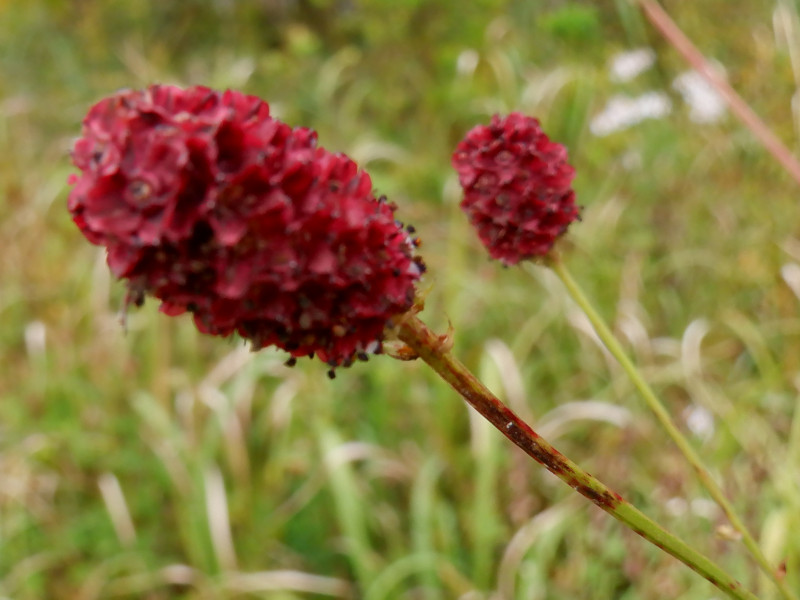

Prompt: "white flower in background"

[673,70,727,123]
[596,49,726,135]
[590,92,672,136]
[683,403,715,440]
[664,496,719,519]
[456,49,479,77]
[24,320,46,358]
[610,47,656,82]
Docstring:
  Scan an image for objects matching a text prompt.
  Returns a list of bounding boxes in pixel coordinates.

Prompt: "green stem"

[548,253,794,600]
[395,315,759,600]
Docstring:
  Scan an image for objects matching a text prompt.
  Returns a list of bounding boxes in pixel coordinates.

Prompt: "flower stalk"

[546,252,794,600]
[395,314,759,600]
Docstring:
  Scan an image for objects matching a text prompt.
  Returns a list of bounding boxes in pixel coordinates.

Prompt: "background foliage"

[3,0,800,598]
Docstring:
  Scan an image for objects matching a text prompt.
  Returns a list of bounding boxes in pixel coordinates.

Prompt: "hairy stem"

[395,315,759,600]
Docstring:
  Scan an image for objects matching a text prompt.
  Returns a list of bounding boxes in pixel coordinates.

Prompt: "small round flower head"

[452,112,580,265]
[68,85,424,367]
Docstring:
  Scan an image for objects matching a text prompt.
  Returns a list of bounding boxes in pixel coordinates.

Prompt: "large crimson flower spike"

[68,85,425,373]
[452,112,580,264]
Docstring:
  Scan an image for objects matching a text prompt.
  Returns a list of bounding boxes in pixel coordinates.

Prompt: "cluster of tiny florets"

[68,85,424,367]
[452,112,580,265]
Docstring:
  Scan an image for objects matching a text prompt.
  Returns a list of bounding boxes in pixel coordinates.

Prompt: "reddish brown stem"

[394,315,759,600]
[638,0,800,186]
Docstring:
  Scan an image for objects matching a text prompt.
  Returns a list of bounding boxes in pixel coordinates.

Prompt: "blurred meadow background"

[4,0,800,598]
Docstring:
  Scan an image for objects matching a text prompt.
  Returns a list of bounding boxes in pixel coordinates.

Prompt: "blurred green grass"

[2,0,800,598]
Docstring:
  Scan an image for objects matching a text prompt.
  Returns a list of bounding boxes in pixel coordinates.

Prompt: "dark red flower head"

[452,112,580,265]
[68,85,424,367]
